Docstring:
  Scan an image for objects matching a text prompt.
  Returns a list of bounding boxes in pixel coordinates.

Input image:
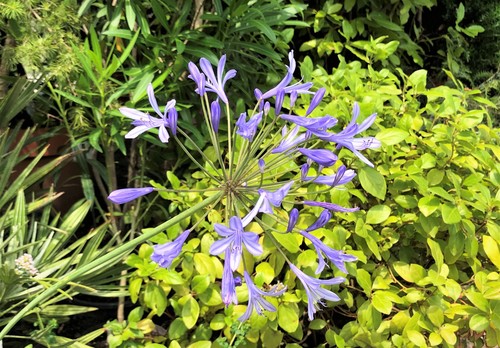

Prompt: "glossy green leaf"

[470,314,489,332]
[372,291,393,314]
[182,296,200,329]
[359,167,386,200]
[272,232,301,253]
[483,236,500,269]
[366,205,391,224]
[278,304,299,333]
[418,196,440,217]
[427,238,444,272]
[406,329,426,347]
[441,203,462,224]
[376,128,408,145]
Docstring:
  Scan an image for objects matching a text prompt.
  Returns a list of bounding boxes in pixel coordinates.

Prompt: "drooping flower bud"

[211,99,221,133]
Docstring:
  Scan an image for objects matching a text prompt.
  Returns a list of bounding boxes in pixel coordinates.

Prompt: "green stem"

[0,192,223,339]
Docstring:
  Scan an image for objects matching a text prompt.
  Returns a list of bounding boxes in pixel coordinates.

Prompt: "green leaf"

[356,268,372,295]
[376,128,408,145]
[408,70,427,92]
[187,341,211,348]
[372,291,393,314]
[182,296,200,329]
[167,171,181,189]
[407,329,427,347]
[209,314,226,331]
[309,319,327,330]
[168,318,187,340]
[129,278,142,303]
[191,275,210,294]
[427,305,444,327]
[193,253,216,281]
[366,205,391,224]
[470,314,489,332]
[248,20,277,44]
[359,167,386,200]
[441,203,462,224]
[393,262,426,283]
[278,304,299,333]
[456,3,465,23]
[255,262,275,286]
[483,236,500,269]
[40,305,97,316]
[272,232,301,253]
[262,328,284,348]
[418,196,440,216]
[144,283,167,315]
[128,307,143,323]
[427,238,444,272]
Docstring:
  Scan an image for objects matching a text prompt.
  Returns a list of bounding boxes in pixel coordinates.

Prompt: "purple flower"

[120,84,176,143]
[264,101,271,116]
[239,271,287,321]
[167,107,178,136]
[198,55,236,104]
[298,148,338,167]
[107,187,154,204]
[260,51,296,100]
[211,99,221,133]
[258,159,265,173]
[280,114,337,135]
[318,103,380,167]
[306,209,331,232]
[304,200,359,213]
[151,230,190,268]
[290,90,298,108]
[287,208,299,232]
[300,230,357,274]
[241,181,294,226]
[221,250,238,306]
[275,89,285,115]
[210,216,263,271]
[236,111,263,141]
[271,126,309,154]
[258,51,314,100]
[301,163,310,181]
[289,263,345,320]
[306,88,326,116]
[306,165,356,187]
[187,62,206,96]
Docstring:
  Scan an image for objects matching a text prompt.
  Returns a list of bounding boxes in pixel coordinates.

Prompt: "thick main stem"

[0,192,223,339]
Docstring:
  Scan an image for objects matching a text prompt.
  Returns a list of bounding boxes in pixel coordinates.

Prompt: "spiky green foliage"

[0,0,81,81]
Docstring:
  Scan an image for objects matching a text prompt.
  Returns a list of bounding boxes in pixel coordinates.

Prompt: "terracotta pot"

[14,129,84,214]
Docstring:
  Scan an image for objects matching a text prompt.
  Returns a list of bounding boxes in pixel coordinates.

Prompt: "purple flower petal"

[287,208,299,232]
[108,187,154,204]
[298,148,338,167]
[304,200,359,213]
[306,88,326,116]
[289,263,345,320]
[305,209,332,231]
[211,99,221,133]
[236,112,263,141]
[151,230,190,268]
[238,271,286,321]
[221,250,238,306]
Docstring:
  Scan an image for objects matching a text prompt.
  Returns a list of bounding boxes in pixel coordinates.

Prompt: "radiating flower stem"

[173,135,222,184]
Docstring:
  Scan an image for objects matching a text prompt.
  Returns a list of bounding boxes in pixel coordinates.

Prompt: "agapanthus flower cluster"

[109,51,380,322]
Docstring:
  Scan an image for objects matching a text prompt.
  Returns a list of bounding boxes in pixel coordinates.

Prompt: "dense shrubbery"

[0,1,499,347]
[104,57,499,348]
